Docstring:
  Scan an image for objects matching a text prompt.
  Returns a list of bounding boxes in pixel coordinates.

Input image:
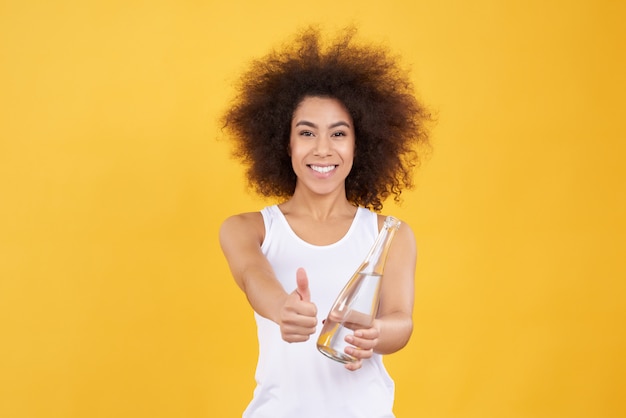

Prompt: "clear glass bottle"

[317,216,401,363]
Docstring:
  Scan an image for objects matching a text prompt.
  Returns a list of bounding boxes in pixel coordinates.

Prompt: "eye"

[331,131,347,137]
[299,130,314,137]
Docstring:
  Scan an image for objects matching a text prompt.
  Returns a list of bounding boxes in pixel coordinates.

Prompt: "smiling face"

[289,96,355,198]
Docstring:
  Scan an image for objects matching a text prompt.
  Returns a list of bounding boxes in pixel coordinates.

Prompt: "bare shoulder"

[221,211,264,228]
[219,211,265,246]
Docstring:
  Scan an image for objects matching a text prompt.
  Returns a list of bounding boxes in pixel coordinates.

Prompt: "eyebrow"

[295,120,352,129]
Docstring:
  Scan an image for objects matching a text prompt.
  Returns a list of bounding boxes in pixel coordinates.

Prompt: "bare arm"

[219,212,317,342]
[373,217,416,353]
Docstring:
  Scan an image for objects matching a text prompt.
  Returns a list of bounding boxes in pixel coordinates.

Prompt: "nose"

[314,136,332,156]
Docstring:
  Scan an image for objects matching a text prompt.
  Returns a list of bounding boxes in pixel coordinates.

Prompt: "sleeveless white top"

[243,205,395,418]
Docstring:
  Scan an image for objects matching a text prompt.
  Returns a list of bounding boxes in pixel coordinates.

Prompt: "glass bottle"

[317,216,401,363]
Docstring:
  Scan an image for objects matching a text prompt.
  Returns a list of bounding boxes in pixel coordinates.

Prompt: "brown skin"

[219,97,416,371]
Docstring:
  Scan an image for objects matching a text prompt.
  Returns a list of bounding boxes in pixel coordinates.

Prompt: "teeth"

[310,165,336,173]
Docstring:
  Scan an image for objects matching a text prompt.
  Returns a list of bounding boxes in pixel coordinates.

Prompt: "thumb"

[295,267,311,302]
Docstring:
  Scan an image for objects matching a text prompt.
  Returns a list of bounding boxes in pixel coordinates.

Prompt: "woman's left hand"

[343,324,380,371]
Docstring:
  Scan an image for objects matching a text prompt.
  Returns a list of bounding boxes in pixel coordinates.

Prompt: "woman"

[219,26,431,417]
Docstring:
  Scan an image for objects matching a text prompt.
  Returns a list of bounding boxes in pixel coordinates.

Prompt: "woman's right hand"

[279,268,318,343]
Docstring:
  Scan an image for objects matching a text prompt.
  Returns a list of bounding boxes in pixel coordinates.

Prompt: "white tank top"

[243,205,395,418]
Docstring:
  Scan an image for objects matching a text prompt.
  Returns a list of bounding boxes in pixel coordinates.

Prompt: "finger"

[354,327,380,340]
[282,314,317,330]
[281,332,312,343]
[345,344,374,361]
[295,267,311,301]
[280,323,317,343]
[345,333,378,351]
[344,359,363,371]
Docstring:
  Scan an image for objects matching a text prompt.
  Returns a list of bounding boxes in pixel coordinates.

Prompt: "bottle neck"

[362,216,401,275]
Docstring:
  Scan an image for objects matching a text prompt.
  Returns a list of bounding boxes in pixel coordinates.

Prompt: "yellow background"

[1,1,624,417]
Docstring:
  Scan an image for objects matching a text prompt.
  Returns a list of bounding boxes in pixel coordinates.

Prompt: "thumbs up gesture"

[279,268,318,343]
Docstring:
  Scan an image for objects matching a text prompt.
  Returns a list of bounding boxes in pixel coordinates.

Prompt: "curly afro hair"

[221,26,432,211]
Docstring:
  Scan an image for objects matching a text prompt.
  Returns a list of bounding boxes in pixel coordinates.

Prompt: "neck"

[280,190,355,221]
